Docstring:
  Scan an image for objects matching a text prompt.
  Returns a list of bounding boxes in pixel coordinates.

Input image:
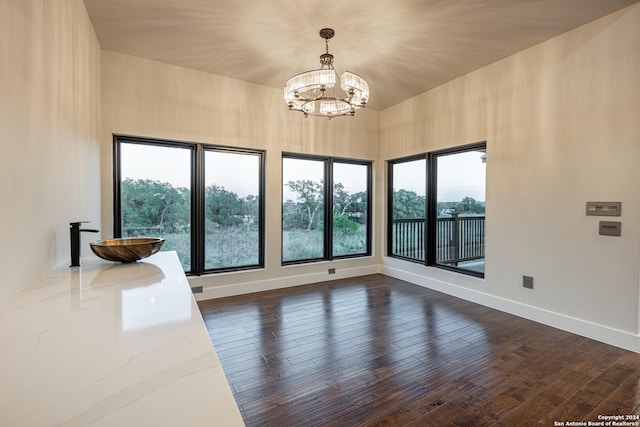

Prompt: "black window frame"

[282,152,373,265]
[387,154,428,265]
[113,134,265,276]
[387,141,486,278]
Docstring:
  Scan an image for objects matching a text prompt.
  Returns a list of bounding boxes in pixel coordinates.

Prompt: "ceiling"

[83,0,639,111]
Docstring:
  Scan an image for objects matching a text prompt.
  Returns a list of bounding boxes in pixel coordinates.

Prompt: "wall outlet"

[191,286,203,294]
[328,268,336,274]
[522,276,534,289]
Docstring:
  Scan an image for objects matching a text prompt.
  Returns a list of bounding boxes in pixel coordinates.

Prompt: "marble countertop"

[0,252,244,426]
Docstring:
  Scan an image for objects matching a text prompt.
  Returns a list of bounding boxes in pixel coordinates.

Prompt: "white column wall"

[0,0,101,301]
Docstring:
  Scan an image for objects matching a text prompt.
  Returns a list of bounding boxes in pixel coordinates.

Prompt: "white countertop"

[0,252,244,427]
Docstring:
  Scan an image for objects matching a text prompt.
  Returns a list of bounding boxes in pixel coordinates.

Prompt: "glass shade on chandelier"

[284,28,369,118]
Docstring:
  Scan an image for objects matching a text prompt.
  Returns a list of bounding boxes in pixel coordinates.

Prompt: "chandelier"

[284,28,369,119]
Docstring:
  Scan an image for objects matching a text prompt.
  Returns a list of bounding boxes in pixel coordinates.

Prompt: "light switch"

[586,202,621,216]
[599,221,621,237]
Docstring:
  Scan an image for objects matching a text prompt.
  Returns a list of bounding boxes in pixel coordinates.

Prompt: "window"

[388,157,426,262]
[118,142,193,270]
[432,147,486,274]
[282,157,325,262]
[114,135,264,275]
[282,153,372,264]
[204,149,262,270]
[332,162,369,257]
[388,142,486,277]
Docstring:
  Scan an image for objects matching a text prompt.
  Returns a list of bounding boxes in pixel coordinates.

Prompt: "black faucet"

[70,221,99,267]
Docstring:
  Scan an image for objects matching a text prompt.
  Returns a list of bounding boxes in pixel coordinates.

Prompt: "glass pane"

[204,151,261,270]
[332,163,368,257]
[120,143,192,271]
[390,159,426,261]
[282,158,325,262]
[436,150,486,274]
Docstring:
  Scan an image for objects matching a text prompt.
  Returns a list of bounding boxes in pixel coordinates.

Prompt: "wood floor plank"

[198,274,640,426]
[407,401,478,426]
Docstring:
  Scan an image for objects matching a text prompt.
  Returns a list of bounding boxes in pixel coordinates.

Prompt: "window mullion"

[326,159,333,260]
[112,137,122,238]
[365,162,373,256]
[258,152,266,268]
[192,144,205,275]
[426,153,437,266]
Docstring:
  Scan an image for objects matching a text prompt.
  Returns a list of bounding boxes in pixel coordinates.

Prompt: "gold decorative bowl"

[90,237,165,263]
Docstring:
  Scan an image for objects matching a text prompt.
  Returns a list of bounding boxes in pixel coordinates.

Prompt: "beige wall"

[100,51,380,293]
[0,0,101,300]
[380,5,640,336]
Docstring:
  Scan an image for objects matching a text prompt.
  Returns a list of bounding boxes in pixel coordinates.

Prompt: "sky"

[120,143,485,202]
[393,151,486,202]
[120,143,191,187]
[282,158,367,201]
[436,151,486,202]
[121,143,260,197]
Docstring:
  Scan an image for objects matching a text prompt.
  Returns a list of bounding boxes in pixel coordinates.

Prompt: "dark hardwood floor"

[198,274,640,426]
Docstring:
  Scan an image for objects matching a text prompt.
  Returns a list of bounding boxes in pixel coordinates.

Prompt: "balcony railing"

[391,215,485,265]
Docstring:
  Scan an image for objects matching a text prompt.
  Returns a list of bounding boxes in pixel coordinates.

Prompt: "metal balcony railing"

[391,215,485,265]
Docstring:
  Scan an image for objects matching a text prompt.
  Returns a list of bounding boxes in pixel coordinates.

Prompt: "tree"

[333,183,367,225]
[344,191,367,224]
[287,179,323,230]
[242,194,259,224]
[456,196,485,215]
[121,178,188,232]
[333,214,359,235]
[392,189,425,219]
[205,184,243,226]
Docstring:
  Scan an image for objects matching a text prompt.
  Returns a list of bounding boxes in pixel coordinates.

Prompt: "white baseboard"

[193,264,380,301]
[191,262,638,353]
[381,265,639,353]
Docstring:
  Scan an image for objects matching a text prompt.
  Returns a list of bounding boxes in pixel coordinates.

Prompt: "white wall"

[0,0,101,300]
[379,5,640,350]
[100,51,381,296]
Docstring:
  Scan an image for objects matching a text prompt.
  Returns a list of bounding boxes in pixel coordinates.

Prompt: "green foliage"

[456,196,485,215]
[282,178,367,259]
[121,175,371,267]
[282,225,367,261]
[333,238,366,257]
[155,226,261,271]
[282,200,307,230]
[392,189,425,219]
[122,178,261,270]
[205,224,260,268]
[161,232,191,270]
[437,197,485,216]
[284,180,369,232]
[334,184,367,225]
[282,228,324,261]
[121,178,189,233]
[332,215,359,236]
[205,184,244,226]
[122,178,260,234]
